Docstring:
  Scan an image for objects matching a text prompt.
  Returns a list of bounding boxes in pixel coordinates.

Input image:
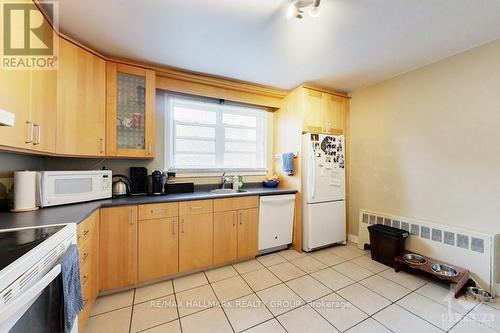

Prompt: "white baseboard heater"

[357,209,497,296]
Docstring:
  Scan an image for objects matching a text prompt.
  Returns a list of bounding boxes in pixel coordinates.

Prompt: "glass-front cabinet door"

[106,62,155,157]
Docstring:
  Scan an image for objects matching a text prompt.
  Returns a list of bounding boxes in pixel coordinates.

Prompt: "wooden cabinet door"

[0,69,31,149]
[99,206,137,291]
[57,38,106,156]
[302,88,323,132]
[106,62,155,158]
[31,68,57,153]
[237,208,259,258]
[321,93,346,132]
[213,211,237,264]
[138,217,179,282]
[179,213,213,272]
[77,210,99,332]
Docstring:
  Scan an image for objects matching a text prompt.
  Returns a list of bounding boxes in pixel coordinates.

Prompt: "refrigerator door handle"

[311,154,316,199]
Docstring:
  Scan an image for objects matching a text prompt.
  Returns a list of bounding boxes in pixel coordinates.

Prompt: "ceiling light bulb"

[309,6,320,17]
[286,3,296,19]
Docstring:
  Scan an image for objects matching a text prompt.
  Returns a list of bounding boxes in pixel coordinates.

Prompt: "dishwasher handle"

[260,195,295,204]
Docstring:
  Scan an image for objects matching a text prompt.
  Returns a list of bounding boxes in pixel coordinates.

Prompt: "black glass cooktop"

[0,225,65,271]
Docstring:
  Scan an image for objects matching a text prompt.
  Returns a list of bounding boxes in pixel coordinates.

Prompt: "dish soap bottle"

[233,175,239,192]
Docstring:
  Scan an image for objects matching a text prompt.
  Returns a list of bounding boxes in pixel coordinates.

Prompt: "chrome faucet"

[220,172,227,189]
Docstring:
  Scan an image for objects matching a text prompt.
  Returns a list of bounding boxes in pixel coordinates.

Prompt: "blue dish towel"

[57,244,84,333]
[282,152,295,176]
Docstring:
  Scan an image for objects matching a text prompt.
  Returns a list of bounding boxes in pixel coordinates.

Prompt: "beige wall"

[349,39,500,237]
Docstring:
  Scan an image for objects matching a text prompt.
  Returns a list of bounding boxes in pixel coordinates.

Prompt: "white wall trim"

[347,233,359,244]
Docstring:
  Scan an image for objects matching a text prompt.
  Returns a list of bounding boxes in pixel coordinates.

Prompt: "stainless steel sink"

[210,189,247,194]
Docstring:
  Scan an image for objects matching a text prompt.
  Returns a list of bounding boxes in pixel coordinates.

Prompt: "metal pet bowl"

[467,287,494,302]
[431,263,459,277]
[403,253,427,266]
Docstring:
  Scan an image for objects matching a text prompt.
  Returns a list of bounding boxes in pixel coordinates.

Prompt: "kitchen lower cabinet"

[179,213,213,272]
[213,211,238,264]
[237,208,259,258]
[77,210,99,332]
[213,197,259,262]
[138,217,179,282]
[99,206,138,291]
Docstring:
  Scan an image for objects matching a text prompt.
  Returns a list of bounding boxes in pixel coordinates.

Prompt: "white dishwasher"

[259,194,296,252]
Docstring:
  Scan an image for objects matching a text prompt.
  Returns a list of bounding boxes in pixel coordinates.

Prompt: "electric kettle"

[112,175,130,197]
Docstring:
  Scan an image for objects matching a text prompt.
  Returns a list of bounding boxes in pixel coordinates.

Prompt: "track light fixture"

[286,0,321,19]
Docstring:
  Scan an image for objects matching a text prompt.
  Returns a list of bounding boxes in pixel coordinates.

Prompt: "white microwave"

[38,170,112,207]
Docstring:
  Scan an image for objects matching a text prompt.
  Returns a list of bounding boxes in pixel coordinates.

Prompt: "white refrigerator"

[302,133,346,251]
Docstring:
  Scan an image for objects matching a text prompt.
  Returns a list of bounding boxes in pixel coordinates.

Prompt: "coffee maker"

[150,170,165,195]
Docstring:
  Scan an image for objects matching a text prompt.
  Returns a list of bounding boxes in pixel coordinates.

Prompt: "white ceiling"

[57,0,500,92]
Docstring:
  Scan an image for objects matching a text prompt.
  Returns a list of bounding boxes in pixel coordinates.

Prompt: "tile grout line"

[171,278,183,333]
[235,255,291,332]
[203,270,237,333]
[128,288,136,333]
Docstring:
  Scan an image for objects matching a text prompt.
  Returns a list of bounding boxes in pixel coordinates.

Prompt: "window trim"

[164,93,268,175]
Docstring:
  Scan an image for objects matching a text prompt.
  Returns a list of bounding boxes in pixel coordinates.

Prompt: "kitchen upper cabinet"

[0,69,31,149]
[301,87,348,134]
[237,208,259,258]
[321,93,346,132]
[0,3,55,152]
[138,217,179,282]
[99,206,138,291]
[213,211,238,264]
[57,38,106,156]
[179,212,213,272]
[302,88,323,131]
[106,62,155,158]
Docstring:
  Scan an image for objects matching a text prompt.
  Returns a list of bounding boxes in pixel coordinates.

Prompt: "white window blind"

[165,95,267,173]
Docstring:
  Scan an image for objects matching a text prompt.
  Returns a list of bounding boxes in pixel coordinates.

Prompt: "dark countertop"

[0,186,296,230]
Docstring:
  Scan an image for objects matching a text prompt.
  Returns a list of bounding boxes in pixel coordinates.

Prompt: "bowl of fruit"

[263,175,280,188]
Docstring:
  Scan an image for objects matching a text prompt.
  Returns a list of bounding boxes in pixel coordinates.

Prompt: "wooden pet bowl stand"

[394,251,470,298]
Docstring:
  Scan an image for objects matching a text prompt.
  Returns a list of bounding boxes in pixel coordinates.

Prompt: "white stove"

[0,223,77,332]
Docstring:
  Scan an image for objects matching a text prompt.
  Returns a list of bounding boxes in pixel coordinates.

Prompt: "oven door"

[0,264,76,333]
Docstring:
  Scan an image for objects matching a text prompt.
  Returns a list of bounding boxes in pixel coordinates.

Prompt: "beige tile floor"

[85,242,497,333]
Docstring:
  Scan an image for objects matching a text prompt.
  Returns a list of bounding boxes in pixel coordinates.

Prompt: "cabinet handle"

[78,230,90,240]
[80,253,89,264]
[151,208,167,214]
[233,212,236,226]
[25,121,33,143]
[239,212,243,225]
[99,138,104,153]
[33,124,41,145]
[181,219,185,233]
[190,206,203,210]
[81,275,89,288]
[130,209,135,225]
[172,219,176,235]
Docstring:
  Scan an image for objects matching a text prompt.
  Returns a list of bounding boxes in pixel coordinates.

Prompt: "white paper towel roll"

[13,171,38,211]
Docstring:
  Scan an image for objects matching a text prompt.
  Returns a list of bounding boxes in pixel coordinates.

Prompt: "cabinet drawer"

[139,202,179,220]
[77,210,98,244]
[179,200,213,216]
[213,196,259,212]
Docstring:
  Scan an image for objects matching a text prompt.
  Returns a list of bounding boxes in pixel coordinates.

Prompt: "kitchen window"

[165,94,268,174]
